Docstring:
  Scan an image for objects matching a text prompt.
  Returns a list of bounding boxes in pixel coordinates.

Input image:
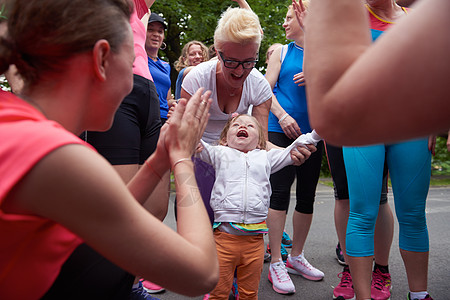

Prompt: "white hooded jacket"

[196,130,321,224]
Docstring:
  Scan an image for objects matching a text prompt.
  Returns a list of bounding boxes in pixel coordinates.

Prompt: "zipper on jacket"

[243,154,249,223]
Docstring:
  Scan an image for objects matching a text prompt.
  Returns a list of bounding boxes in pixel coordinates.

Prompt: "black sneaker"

[336,242,346,265]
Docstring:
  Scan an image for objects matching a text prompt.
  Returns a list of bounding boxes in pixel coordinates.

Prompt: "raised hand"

[232,0,251,10]
[162,88,212,167]
[292,0,307,31]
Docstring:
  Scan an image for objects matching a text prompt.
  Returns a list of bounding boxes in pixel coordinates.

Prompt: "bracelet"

[172,157,192,170]
[278,113,289,124]
[144,160,162,180]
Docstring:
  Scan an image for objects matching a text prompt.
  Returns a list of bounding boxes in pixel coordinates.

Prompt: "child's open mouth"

[237,130,248,138]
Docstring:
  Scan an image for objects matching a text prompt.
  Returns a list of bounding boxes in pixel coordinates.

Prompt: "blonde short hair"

[214,7,263,51]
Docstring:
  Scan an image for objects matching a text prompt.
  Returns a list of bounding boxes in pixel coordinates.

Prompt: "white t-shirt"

[182,60,272,144]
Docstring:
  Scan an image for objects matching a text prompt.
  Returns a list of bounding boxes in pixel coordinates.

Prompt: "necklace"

[148,54,158,60]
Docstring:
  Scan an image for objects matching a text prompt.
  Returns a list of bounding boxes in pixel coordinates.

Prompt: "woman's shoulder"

[245,69,272,93]
[192,60,216,74]
[247,67,267,82]
[183,61,217,86]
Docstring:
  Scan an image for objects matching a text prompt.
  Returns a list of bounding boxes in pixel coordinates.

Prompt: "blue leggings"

[343,139,431,257]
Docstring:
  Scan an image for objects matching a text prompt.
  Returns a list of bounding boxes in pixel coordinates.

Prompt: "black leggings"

[85,74,161,165]
[42,244,134,300]
[269,132,324,214]
[325,142,388,203]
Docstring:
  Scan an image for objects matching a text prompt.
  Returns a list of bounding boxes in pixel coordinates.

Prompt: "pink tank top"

[132,0,153,81]
[0,91,87,299]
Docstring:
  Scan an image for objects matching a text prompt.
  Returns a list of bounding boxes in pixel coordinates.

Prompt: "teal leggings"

[343,138,431,257]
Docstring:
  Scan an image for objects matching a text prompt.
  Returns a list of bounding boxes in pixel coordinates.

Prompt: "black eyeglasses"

[218,52,258,69]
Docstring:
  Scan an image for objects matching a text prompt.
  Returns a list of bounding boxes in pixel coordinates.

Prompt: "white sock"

[410,291,428,299]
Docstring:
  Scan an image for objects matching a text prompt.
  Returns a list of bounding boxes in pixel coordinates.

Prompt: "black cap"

[148,13,167,29]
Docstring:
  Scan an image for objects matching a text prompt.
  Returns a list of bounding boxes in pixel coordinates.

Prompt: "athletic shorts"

[42,244,134,300]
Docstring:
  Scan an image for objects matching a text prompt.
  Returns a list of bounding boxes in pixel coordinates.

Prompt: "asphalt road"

[156,182,450,300]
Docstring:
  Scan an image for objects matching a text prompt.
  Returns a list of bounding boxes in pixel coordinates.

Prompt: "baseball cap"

[148,13,167,29]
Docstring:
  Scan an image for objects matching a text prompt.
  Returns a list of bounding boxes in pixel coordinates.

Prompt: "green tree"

[151,0,292,90]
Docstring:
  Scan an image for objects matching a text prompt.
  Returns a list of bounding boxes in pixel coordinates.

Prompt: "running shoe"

[371,268,391,300]
[141,280,165,294]
[286,251,324,281]
[407,293,433,300]
[282,231,293,248]
[336,242,346,265]
[333,266,354,300]
[129,281,161,300]
[268,259,296,294]
[266,243,289,262]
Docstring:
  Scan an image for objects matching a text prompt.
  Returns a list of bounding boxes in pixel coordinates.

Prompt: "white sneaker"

[268,259,296,294]
[286,251,324,281]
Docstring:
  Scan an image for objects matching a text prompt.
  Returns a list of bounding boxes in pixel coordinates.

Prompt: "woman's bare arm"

[232,0,251,10]
[302,0,450,145]
[266,46,302,139]
[8,90,218,297]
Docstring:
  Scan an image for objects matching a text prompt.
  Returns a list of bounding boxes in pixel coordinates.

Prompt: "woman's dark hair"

[0,0,132,87]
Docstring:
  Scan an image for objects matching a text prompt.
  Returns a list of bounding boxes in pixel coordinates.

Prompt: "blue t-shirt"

[148,57,171,119]
[174,67,186,100]
[268,42,311,134]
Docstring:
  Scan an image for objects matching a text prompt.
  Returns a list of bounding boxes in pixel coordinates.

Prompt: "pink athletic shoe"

[333,267,355,300]
[371,269,391,300]
[141,279,165,294]
[268,259,296,294]
[286,252,324,281]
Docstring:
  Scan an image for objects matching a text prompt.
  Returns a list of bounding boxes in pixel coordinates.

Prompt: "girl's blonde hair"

[174,40,209,72]
[214,7,263,51]
[219,114,266,150]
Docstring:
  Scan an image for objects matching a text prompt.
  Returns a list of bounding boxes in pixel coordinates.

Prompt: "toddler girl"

[196,114,321,299]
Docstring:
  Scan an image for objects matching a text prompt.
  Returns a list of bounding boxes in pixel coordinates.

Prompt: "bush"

[432,136,450,176]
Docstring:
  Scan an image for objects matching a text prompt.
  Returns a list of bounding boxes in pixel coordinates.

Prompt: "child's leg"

[209,231,240,300]
[236,235,265,300]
